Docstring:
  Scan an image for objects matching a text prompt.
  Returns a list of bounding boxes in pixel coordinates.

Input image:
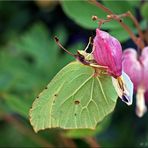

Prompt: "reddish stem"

[89,0,145,50]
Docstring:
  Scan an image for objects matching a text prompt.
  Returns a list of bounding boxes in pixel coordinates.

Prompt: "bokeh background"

[0,0,148,147]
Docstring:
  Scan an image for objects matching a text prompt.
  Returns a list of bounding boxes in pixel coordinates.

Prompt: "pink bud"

[92,29,122,78]
[122,48,142,91]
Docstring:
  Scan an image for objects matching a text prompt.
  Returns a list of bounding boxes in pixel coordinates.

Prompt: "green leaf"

[0,51,43,94]
[110,20,147,43]
[110,28,130,42]
[4,94,30,118]
[61,1,136,30]
[30,61,118,132]
[126,0,140,7]
[102,0,135,14]
[3,23,69,92]
[14,23,60,71]
[139,20,147,31]
[61,1,120,30]
[141,2,148,20]
[12,23,69,80]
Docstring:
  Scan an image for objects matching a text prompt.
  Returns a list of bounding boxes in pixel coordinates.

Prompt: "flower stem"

[89,0,145,50]
[127,11,144,41]
[84,137,100,148]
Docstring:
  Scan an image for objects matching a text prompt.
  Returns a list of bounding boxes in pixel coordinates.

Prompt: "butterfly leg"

[89,63,109,77]
[89,63,108,70]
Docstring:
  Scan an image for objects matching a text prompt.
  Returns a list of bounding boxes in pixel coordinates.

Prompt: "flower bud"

[92,29,122,78]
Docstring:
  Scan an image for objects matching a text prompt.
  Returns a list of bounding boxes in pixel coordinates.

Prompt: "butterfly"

[29,36,133,132]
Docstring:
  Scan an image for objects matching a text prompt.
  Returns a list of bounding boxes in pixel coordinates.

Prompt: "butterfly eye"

[76,51,85,60]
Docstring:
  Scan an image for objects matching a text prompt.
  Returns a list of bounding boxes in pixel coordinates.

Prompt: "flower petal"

[93,29,122,78]
[112,71,133,105]
[122,48,142,91]
[140,46,148,91]
[136,87,147,117]
[144,91,148,103]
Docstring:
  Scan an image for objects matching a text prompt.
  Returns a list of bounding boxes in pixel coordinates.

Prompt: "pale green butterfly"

[29,37,133,132]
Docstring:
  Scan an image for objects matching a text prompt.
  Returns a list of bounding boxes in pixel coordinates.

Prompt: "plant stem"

[89,0,145,50]
[58,133,77,148]
[127,11,144,41]
[84,137,100,148]
[108,11,144,43]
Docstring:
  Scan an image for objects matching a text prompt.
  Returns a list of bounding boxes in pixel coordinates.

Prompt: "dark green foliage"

[0,1,148,147]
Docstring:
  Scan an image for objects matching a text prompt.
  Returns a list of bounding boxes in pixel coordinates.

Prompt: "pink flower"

[140,47,148,90]
[122,47,148,117]
[92,29,122,78]
[122,48,142,91]
[92,29,133,106]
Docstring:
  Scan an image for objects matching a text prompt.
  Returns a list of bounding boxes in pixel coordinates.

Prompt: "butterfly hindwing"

[29,61,118,132]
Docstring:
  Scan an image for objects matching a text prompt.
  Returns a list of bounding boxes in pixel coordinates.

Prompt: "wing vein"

[96,77,109,105]
[60,74,93,107]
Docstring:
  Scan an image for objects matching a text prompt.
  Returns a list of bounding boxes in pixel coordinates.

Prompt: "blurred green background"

[0,0,148,147]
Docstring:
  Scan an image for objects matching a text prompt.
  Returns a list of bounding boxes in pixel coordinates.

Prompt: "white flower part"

[136,87,147,118]
[112,71,134,105]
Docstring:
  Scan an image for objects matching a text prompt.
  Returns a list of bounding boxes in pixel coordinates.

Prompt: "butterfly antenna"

[54,36,75,57]
[84,36,93,52]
